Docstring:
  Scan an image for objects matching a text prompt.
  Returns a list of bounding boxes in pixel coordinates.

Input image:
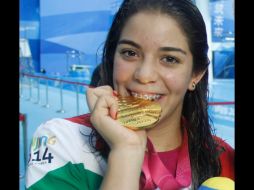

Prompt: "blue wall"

[40,0,123,76]
[20,0,40,72]
[19,0,124,74]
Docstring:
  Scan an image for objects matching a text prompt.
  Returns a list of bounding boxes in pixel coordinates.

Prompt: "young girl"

[26,0,234,189]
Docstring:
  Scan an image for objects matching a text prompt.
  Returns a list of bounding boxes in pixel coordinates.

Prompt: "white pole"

[76,84,80,115]
[42,79,50,108]
[56,81,66,113]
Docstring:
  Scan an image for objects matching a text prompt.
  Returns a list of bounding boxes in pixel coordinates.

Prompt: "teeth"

[131,92,161,101]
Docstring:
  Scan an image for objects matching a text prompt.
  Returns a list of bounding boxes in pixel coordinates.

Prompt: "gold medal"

[117,96,162,130]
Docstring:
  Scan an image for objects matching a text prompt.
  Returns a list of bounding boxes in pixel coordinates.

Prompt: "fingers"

[86,85,116,112]
[90,95,120,143]
[109,98,118,119]
[92,94,118,120]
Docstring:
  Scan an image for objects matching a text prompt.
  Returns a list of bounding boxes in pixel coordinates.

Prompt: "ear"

[188,69,207,91]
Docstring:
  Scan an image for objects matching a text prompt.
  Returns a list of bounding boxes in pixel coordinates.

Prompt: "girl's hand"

[86,85,147,190]
[86,86,147,153]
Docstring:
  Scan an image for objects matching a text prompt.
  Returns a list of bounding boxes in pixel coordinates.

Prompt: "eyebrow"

[117,39,141,49]
[117,39,187,55]
[159,47,187,55]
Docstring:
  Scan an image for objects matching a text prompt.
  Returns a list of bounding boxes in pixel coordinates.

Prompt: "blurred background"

[19,0,234,189]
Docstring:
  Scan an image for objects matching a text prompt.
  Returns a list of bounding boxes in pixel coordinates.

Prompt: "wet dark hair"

[90,0,222,189]
[89,64,101,87]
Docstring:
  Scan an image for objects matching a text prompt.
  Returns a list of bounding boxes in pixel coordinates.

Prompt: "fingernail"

[113,90,118,97]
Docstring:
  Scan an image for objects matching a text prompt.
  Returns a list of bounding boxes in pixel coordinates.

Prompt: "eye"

[161,56,179,65]
[120,49,138,58]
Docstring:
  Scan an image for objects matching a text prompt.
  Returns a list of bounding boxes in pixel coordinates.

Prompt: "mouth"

[128,90,163,101]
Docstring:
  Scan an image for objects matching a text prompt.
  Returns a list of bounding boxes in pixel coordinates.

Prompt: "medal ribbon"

[140,128,191,190]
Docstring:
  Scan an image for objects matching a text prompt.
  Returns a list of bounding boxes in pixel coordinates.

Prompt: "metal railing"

[20,72,92,115]
[20,72,235,110]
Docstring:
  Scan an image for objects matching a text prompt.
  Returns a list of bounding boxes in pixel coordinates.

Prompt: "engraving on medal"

[117,96,162,130]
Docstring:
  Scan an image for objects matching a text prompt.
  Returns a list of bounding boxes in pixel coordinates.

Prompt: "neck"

[147,119,183,152]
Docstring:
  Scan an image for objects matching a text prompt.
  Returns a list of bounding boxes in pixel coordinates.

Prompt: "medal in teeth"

[131,92,161,101]
[116,95,162,130]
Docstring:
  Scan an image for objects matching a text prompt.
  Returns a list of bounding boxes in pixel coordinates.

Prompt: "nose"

[134,58,157,84]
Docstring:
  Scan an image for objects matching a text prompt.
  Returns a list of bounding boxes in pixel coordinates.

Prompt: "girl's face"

[113,12,202,127]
